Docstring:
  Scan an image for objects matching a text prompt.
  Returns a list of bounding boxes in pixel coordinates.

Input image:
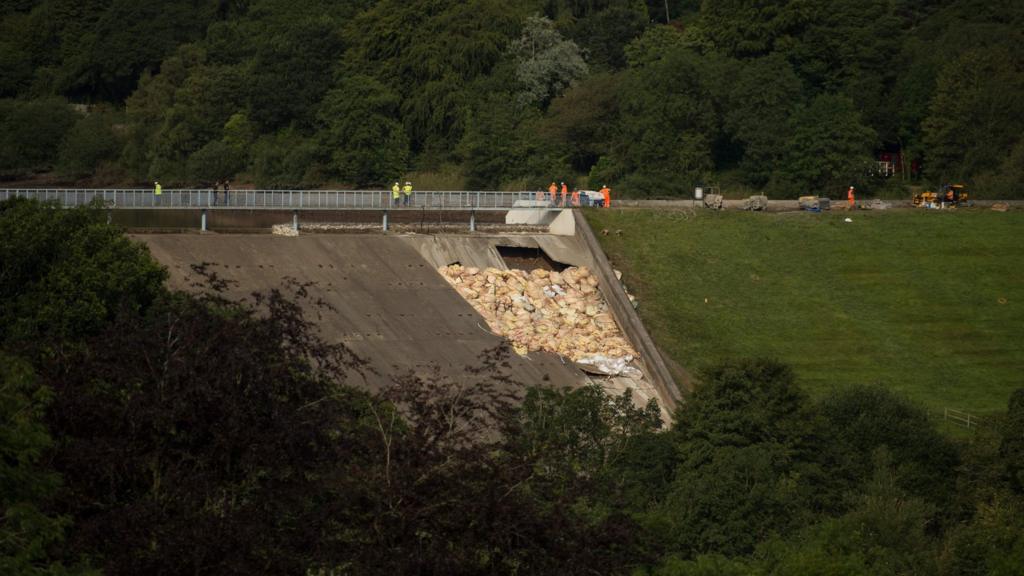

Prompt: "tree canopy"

[0,0,1021,196]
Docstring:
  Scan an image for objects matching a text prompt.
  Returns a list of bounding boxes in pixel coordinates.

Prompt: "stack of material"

[438,264,637,361]
[798,196,832,212]
[743,195,769,211]
[271,224,298,236]
[703,194,724,210]
[798,195,818,210]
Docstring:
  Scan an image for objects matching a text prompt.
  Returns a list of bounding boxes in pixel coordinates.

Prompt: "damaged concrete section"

[136,213,680,423]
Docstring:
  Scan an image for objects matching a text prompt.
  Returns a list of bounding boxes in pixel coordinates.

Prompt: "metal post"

[469,210,476,232]
[292,210,298,231]
[382,210,389,232]
[201,209,207,232]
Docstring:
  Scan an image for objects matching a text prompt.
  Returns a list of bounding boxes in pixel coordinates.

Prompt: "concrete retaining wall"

[572,210,682,412]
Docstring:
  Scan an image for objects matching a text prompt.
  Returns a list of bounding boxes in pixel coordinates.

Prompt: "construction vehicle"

[913,183,970,208]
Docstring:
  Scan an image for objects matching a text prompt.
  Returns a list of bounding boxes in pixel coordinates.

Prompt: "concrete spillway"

[136,212,681,415]
[139,234,588,392]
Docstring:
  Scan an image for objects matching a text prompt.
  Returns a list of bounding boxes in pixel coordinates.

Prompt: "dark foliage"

[2,0,1020,195]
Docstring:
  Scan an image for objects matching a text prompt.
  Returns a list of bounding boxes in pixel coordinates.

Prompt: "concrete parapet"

[571,210,683,413]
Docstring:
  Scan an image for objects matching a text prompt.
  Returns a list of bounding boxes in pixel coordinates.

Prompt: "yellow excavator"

[913,183,970,208]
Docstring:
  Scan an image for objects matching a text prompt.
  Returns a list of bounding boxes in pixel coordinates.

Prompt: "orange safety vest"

[570,190,580,206]
[600,187,611,208]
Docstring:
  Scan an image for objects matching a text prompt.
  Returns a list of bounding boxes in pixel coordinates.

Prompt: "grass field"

[586,208,1024,415]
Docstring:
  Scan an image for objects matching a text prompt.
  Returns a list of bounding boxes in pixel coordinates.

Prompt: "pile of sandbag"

[271,224,298,237]
[439,264,636,361]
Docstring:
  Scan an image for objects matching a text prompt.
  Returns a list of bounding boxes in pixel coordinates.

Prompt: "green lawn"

[586,208,1024,415]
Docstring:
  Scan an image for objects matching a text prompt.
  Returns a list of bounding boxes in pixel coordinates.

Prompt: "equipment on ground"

[914,184,970,208]
[742,195,768,211]
[798,196,830,212]
[703,193,724,210]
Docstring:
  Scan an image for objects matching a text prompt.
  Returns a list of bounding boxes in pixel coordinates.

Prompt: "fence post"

[201,209,207,232]
[382,210,389,232]
[469,210,476,232]
[292,210,299,231]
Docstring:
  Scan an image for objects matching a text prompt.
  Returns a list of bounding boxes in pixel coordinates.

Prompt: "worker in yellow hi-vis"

[392,182,401,206]
[402,181,413,206]
[154,181,162,206]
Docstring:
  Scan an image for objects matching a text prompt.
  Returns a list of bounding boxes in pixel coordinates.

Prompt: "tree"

[316,75,409,187]
[0,355,82,576]
[0,98,77,177]
[720,55,804,187]
[564,0,649,71]
[0,198,167,351]
[777,93,877,196]
[508,15,589,108]
[247,13,343,130]
[457,85,556,189]
[652,360,832,558]
[250,129,323,189]
[186,140,246,183]
[596,46,718,196]
[537,72,623,174]
[41,279,372,575]
[1000,389,1024,493]
[57,109,124,178]
[819,385,959,510]
[922,47,1024,183]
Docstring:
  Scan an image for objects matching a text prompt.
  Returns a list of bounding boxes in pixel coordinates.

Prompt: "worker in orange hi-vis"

[600,184,611,208]
[847,185,855,208]
[560,182,568,205]
[570,189,580,206]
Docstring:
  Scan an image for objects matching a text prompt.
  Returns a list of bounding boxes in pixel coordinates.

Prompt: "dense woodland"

[1,0,1023,197]
[2,198,1024,574]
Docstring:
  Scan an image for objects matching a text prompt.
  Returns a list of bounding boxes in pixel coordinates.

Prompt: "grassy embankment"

[587,208,1024,416]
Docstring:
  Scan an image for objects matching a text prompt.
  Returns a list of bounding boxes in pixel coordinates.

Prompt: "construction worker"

[548,182,558,204]
[402,181,413,206]
[847,185,855,209]
[392,182,401,206]
[154,181,162,206]
[560,182,568,206]
[600,184,611,208]
[570,189,580,207]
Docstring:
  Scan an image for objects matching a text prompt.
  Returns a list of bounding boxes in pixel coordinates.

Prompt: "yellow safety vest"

[402,184,412,195]
[154,184,162,196]
[392,184,400,199]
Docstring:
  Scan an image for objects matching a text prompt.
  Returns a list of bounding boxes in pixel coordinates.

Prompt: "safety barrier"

[0,189,546,210]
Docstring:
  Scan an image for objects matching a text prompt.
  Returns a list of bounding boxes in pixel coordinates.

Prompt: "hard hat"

[405,181,411,185]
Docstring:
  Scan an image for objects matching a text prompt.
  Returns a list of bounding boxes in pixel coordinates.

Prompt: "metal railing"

[0,189,553,210]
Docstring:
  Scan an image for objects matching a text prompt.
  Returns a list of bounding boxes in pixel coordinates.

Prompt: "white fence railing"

[0,189,553,210]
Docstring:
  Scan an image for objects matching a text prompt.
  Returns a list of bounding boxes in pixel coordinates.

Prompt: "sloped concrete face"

[137,234,587,393]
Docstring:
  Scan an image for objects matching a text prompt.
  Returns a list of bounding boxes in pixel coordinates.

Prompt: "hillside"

[588,208,1024,415]
[2,0,1023,197]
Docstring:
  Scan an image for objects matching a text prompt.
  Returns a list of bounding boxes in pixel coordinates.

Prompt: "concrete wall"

[572,210,683,411]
